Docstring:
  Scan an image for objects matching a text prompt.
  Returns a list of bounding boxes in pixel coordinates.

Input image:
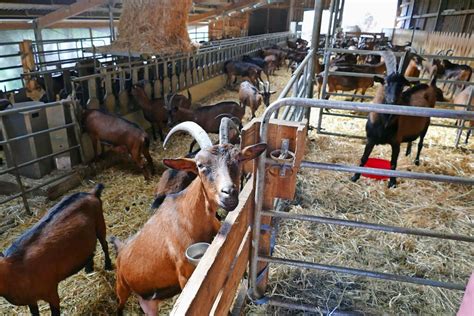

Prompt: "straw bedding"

[0,68,472,315]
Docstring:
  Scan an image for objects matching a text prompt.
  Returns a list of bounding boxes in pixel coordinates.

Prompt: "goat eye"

[197,163,204,169]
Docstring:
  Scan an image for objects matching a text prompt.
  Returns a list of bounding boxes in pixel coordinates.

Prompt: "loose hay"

[0,68,472,315]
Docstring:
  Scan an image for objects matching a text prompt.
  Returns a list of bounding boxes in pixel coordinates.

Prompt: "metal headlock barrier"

[247,49,474,313]
[70,32,293,110]
[0,100,83,215]
[317,47,474,148]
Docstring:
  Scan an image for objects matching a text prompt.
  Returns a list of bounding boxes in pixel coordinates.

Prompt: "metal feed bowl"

[185,242,210,267]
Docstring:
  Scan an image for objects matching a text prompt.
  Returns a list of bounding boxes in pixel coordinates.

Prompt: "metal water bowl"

[185,242,210,267]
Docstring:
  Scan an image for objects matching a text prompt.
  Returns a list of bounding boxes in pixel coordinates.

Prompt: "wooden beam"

[189,0,260,23]
[36,0,109,28]
[0,19,117,31]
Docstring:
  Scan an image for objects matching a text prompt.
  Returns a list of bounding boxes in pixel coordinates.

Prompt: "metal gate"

[247,50,474,313]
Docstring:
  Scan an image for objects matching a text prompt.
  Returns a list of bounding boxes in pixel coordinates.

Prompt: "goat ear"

[239,143,267,162]
[163,158,198,174]
[373,76,385,84]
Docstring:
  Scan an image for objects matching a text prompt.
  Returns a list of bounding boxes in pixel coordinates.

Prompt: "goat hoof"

[105,261,113,271]
[84,266,94,274]
[414,160,420,166]
[350,175,359,182]
[388,182,397,188]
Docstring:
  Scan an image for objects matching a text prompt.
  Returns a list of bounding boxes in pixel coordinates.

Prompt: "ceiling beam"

[189,0,261,23]
[0,19,117,31]
[36,0,109,28]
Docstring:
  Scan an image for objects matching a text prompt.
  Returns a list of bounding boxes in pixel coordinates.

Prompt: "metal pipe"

[266,296,356,315]
[299,160,473,185]
[259,256,466,291]
[262,210,474,242]
[0,123,76,146]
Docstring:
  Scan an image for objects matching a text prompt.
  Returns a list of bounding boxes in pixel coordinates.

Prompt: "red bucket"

[362,158,391,180]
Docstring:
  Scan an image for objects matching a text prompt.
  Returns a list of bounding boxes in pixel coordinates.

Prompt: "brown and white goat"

[131,84,192,141]
[0,184,111,316]
[453,86,474,144]
[82,109,154,180]
[351,52,444,187]
[239,80,276,118]
[112,122,266,315]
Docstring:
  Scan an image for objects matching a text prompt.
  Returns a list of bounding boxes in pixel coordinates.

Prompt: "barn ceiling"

[0,0,294,29]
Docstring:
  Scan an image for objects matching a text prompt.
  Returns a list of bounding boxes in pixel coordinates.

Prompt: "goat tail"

[110,236,124,254]
[151,194,166,210]
[91,183,105,198]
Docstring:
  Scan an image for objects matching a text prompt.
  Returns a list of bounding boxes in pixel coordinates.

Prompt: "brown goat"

[351,53,443,187]
[239,80,275,118]
[263,55,278,76]
[112,122,266,315]
[317,61,386,101]
[131,85,192,141]
[82,109,154,180]
[0,184,111,316]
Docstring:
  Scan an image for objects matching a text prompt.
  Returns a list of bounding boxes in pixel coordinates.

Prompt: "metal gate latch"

[270,138,295,176]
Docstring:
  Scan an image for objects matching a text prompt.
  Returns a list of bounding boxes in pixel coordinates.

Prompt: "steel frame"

[249,94,474,313]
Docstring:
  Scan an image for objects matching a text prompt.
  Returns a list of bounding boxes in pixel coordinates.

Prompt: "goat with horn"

[112,121,266,315]
[351,50,445,188]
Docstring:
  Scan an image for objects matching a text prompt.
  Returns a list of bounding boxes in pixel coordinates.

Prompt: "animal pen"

[0,0,473,315]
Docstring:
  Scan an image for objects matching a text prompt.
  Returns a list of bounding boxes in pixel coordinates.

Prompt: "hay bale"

[110,0,193,55]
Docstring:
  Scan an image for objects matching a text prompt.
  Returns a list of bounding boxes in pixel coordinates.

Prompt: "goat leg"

[150,124,157,141]
[388,143,400,188]
[47,291,61,316]
[116,277,131,316]
[405,142,412,156]
[351,141,375,182]
[97,218,113,270]
[415,126,429,166]
[466,129,471,144]
[84,254,95,273]
[143,148,155,176]
[28,304,40,316]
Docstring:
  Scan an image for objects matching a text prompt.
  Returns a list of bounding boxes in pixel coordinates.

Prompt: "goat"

[316,61,386,101]
[112,122,266,315]
[0,184,111,316]
[263,55,278,77]
[453,86,474,144]
[351,52,444,187]
[439,59,472,96]
[239,80,276,119]
[131,84,192,141]
[167,100,245,152]
[260,48,287,69]
[223,61,263,86]
[151,118,239,211]
[82,109,154,180]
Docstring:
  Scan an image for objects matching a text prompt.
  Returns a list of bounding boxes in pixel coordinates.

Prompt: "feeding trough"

[362,158,391,180]
[185,242,210,267]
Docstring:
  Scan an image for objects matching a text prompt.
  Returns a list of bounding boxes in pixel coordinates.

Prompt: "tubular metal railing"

[249,97,474,313]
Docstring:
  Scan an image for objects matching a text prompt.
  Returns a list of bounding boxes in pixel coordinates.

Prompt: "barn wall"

[248,8,288,36]
[396,0,473,33]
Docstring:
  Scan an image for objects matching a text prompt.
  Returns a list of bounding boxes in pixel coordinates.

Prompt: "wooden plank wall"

[392,28,473,65]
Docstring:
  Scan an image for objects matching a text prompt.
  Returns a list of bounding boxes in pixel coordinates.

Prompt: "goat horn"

[377,50,397,75]
[436,49,445,55]
[219,117,240,145]
[163,121,212,150]
[446,49,454,56]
